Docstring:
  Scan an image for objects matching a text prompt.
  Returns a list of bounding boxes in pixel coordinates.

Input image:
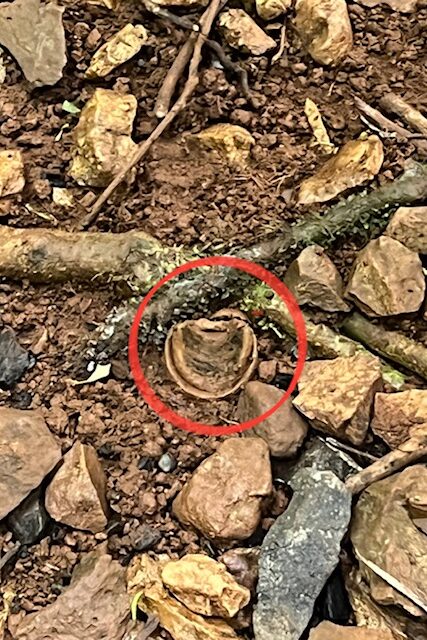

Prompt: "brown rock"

[0,408,61,520]
[85,24,148,78]
[351,466,427,616]
[69,88,137,187]
[385,206,427,254]
[128,555,239,640]
[293,354,383,445]
[372,390,427,448]
[295,0,353,66]
[0,149,24,197]
[45,441,109,533]
[193,124,255,166]
[237,381,308,458]
[0,0,66,86]
[151,0,208,6]
[298,135,384,204]
[345,236,425,317]
[218,9,276,56]
[219,548,260,594]
[256,0,292,20]
[173,438,272,541]
[284,245,349,311]
[309,621,395,640]
[355,0,419,12]
[161,554,250,618]
[14,550,130,640]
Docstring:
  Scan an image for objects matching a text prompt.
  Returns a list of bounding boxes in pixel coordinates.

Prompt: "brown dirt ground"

[0,0,426,638]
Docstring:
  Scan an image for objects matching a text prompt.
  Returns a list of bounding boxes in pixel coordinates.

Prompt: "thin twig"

[379,93,427,137]
[143,0,199,32]
[354,96,421,139]
[85,0,224,227]
[206,38,251,102]
[0,542,21,574]
[271,21,287,64]
[155,37,197,119]
[323,437,379,463]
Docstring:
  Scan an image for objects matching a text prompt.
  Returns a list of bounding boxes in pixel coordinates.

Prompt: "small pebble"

[158,453,177,473]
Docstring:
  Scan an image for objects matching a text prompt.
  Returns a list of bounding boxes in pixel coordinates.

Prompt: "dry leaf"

[0,0,66,86]
[304,99,335,154]
[298,135,384,204]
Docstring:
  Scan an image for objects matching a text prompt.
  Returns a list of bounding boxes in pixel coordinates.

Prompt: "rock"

[258,360,277,382]
[237,381,308,458]
[173,438,272,542]
[85,24,148,78]
[355,0,419,12]
[7,488,49,545]
[256,0,292,20]
[165,310,258,399]
[219,548,260,594]
[309,621,395,639]
[345,236,425,317]
[351,466,427,616]
[218,10,276,56]
[14,550,130,640]
[371,390,427,448]
[254,469,352,640]
[0,408,61,520]
[129,523,161,551]
[193,124,255,166]
[275,436,361,485]
[158,452,177,472]
[293,354,382,445]
[161,554,250,618]
[151,0,208,6]
[128,554,240,640]
[69,88,137,187]
[52,187,75,208]
[284,245,349,311]
[0,149,25,197]
[0,326,33,388]
[298,136,384,204]
[0,0,66,86]
[45,441,109,533]
[385,206,427,254]
[295,0,353,65]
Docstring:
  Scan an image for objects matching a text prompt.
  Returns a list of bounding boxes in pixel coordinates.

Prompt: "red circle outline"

[128,257,307,436]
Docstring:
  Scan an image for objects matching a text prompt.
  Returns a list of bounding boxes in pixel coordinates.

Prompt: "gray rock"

[7,487,49,545]
[254,469,352,640]
[158,452,177,473]
[0,326,33,388]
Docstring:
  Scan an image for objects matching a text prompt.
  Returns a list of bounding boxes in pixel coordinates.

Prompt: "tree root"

[345,428,427,495]
[342,312,427,381]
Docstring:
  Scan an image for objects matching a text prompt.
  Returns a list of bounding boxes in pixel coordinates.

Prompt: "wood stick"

[345,429,427,495]
[88,0,224,225]
[154,37,197,119]
[342,312,427,381]
[354,96,421,139]
[379,93,427,137]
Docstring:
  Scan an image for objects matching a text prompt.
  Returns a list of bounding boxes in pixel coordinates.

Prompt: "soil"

[0,0,426,638]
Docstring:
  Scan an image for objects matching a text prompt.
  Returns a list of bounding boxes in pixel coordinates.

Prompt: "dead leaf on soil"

[0,0,66,86]
[165,309,258,399]
[127,555,240,640]
[298,135,384,204]
[304,99,336,154]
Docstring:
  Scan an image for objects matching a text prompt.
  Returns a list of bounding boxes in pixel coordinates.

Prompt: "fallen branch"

[345,428,427,495]
[88,162,427,362]
[0,226,191,291]
[342,312,427,381]
[154,37,196,119]
[88,0,224,225]
[379,93,427,137]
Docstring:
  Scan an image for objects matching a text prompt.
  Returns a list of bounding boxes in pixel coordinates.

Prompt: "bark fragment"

[298,135,384,204]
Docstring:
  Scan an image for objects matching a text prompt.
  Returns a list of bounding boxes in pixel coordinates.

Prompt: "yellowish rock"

[85,24,148,78]
[128,555,240,640]
[69,88,137,187]
[298,135,384,205]
[161,555,250,618]
[0,149,25,197]
[52,187,75,208]
[295,0,353,66]
[219,9,276,56]
[256,0,292,20]
[194,124,255,166]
